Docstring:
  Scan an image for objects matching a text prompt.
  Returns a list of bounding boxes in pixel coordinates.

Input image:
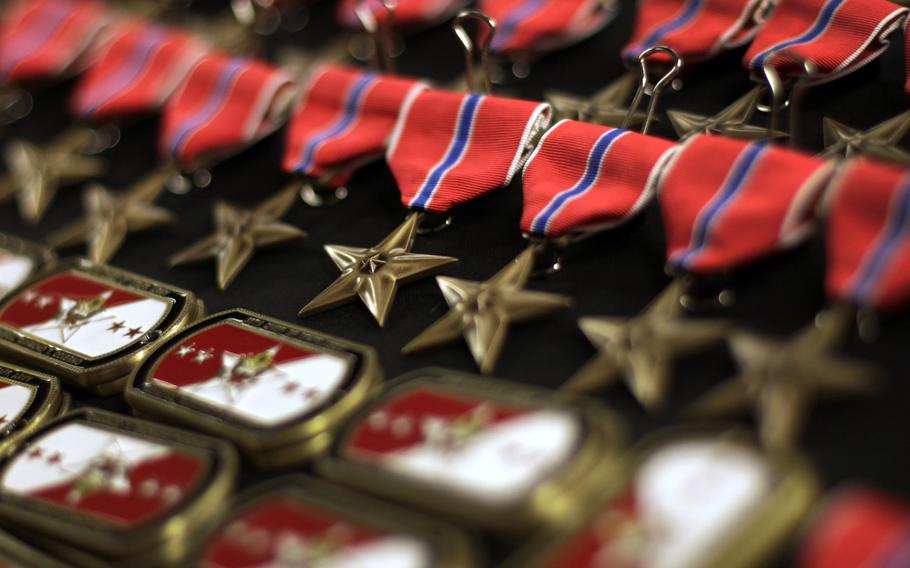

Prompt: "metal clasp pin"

[355,0,397,73]
[452,10,497,95]
[622,46,683,135]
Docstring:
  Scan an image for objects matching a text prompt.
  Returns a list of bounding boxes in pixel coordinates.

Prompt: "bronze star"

[169,184,306,290]
[298,213,457,327]
[690,306,878,449]
[819,110,910,165]
[546,73,647,127]
[1,127,105,224]
[401,246,572,374]
[562,280,729,411]
[667,88,786,142]
[46,169,175,265]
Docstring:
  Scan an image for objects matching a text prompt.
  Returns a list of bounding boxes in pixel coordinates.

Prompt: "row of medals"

[0,1,896,568]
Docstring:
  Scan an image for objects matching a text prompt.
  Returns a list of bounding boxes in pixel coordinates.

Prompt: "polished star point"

[298,213,457,327]
[401,246,572,374]
[689,307,878,449]
[169,184,307,290]
[563,280,729,411]
[1,127,105,224]
[47,169,175,265]
[667,88,786,142]
[820,110,910,165]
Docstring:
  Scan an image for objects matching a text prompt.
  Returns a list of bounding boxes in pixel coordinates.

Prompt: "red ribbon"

[482,0,616,56]
[387,89,551,213]
[521,119,676,238]
[799,487,910,568]
[0,0,107,85]
[283,65,425,186]
[71,21,204,122]
[659,135,833,274]
[824,159,910,311]
[623,0,761,63]
[161,53,294,166]
[745,0,907,83]
[336,0,467,31]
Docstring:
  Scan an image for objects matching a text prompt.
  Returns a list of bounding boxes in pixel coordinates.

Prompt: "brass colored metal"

[819,110,910,165]
[0,530,69,568]
[564,280,728,411]
[402,246,572,374]
[547,73,646,127]
[0,363,64,457]
[47,168,176,265]
[0,232,56,300]
[667,88,786,141]
[690,305,878,449]
[169,184,306,290]
[1,127,105,224]
[298,213,457,327]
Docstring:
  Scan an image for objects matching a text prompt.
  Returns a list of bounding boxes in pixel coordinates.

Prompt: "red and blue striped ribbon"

[482,0,616,55]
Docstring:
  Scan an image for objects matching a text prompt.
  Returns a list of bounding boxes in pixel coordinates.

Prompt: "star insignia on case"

[298,213,457,327]
[0,127,105,224]
[47,169,175,265]
[563,280,729,411]
[402,247,572,374]
[819,110,910,165]
[667,88,786,142]
[169,185,306,290]
[546,73,646,127]
[690,307,878,449]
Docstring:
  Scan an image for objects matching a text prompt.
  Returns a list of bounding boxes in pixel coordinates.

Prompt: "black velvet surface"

[2,0,910,565]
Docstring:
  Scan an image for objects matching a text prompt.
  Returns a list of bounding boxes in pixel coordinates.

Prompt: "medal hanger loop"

[414,209,454,235]
[622,46,683,135]
[522,234,571,278]
[452,10,497,95]
[298,172,349,207]
[787,57,818,149]
[355,0,398,74]
[761,60,786,143]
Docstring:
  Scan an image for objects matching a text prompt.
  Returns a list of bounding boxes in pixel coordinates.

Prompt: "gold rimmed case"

[125,309,383,469]
[316,367,626,535]
[502,424,819,568]
[0,259,203,395]
[191,475,483,567]
[0,232,56,301]
[0,362,65,455]
[0,408,237,567]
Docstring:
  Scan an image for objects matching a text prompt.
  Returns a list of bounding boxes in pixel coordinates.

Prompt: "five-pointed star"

[819,110,910,165]
[563,280,729,411]
[546,73,647,128]
[0,127,105,224]
[667,88,786,142]
[401,246,572,374]
[46,169,175,265]
[169,185,307,290]
[689,306,878,449]
[298,213,457,327]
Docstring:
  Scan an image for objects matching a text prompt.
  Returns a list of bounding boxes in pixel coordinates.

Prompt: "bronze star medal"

[298,213,457,327]
[819,110,910,165]
[46,169,175,265]
[169,185,306,290]
[667,88,786,142]
[401,246,572,374]
[690,306,878,449]
[1,127,105,224]
[546,73,647,127]
[563,280,729,411]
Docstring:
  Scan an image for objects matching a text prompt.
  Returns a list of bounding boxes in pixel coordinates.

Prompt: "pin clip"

[623,46,683,135]
[452,10,497,95]
[355,0,397,73]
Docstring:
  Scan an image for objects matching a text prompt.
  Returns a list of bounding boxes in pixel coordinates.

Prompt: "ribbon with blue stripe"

[749,0,845,69]
[0,4,72,78]
[673,143,768,269]
[409,94,484,210]
[167,60,245,157]
[491,0,547,50]
[82,29,167,116]
[850,173,910,305]
[293,73,377,174]
[530,129,628,234]
[624,0,706,58]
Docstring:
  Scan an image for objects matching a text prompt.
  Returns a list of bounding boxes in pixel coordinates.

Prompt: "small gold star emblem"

[1,127,105,224]
[819,110,910,165]
[47,169,175,265]
[546,73,646,127]
[401,246,572,374]
[298,213,457,327]
[667,88,785,142]
[169,184,306,290]
[563,280,729,411]
[690,306,878,449]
